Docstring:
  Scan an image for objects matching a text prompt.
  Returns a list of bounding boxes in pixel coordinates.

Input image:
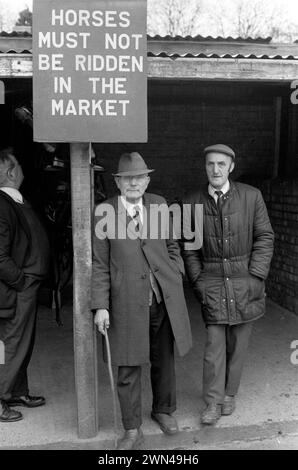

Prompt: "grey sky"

[2,0,298,40]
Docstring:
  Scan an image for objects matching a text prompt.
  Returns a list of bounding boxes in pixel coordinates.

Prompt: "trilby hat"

[112,152,154,177]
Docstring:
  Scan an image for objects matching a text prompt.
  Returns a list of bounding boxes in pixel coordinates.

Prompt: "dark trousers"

[203,322,253,405]
[0,276,40,400]
[117,297,176,430]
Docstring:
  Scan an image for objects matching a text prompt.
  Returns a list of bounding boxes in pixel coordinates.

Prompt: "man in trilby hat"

[91,152,192,450]
[182,144,274,426]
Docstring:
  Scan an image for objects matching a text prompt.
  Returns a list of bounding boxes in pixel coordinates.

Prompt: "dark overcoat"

[182,181,274,325]
[0,191,30,318]
[91,192,192,366]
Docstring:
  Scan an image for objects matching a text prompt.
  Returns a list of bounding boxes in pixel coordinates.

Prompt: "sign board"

[33,0,147,142]
[0,81,5,104]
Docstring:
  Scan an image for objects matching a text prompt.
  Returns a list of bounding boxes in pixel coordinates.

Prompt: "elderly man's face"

[115,174,150,203]
[205,152,234,190]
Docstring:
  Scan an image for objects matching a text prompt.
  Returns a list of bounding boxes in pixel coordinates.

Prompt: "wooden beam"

[148,57,298,81]
[70,143,98,439]
[0,54,32,77]
[1,54,298,81]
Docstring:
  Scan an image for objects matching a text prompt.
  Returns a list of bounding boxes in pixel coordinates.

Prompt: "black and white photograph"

[0,0,298,457]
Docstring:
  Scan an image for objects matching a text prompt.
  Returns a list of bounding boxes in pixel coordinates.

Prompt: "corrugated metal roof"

[0,31,31,37]
[0,32,32,53]
[148,34,273,43]
[0,33,297,60]
[147,35,298,60]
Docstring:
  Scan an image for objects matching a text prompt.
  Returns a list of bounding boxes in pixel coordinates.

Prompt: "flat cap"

[204,144,235,159]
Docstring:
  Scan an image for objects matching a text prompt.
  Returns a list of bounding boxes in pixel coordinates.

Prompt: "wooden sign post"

[0,80,4,104]
[33,0,147,438]
[70,142,98,438]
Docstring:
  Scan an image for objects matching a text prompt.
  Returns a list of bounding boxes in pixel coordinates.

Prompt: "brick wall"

[252,104,298,314]
[257,180,298,314]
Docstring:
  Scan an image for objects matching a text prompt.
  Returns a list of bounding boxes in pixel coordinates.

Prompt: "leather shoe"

[0,399,23,422]
[6,395,46,408]
[151,412,179,435]
[221,395,236,416]
[201,403,222,425]
[116,428,144,450]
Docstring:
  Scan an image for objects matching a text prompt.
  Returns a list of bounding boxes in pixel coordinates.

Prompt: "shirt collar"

[208,180,230,199]
[0,187,23,204]
[120,195,143,218]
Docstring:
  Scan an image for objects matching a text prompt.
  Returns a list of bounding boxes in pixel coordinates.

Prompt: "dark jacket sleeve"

[248,190,274,280]
[183,248,203,285]
[181,194,203,293]
[91,212,111,311]
[166,204,185,276]
[0,215,25,291]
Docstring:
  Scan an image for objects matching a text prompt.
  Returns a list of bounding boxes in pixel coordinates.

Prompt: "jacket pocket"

[232,278,249,314]
[0,281,16,318]
[244,275,266,319]
[248,275,265,302]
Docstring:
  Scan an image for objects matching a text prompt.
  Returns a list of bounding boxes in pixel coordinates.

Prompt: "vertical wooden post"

[272,96,282,179]
[287,104,298,176]
[70,142,98,438]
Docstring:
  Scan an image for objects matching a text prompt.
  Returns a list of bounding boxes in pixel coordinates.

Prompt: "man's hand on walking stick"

[94,308,118,447]
[94,309,110,335]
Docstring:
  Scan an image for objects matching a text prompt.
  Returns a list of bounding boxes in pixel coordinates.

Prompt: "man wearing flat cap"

[182,144,274,425]
[91,152,192,449]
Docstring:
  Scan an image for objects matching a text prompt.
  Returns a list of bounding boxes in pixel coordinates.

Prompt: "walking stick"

[103,327,118,449]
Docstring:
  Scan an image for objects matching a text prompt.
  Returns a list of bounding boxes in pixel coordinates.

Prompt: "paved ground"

[1,286,298,450]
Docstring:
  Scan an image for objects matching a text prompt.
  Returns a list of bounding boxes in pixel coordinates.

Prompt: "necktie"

[215,190,223,213]
[132,205,142,234]
[132,205,162,305]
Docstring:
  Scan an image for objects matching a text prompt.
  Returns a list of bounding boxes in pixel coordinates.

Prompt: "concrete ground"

[1,285,298,450]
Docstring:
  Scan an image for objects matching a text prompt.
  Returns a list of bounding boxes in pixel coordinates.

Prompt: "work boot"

[0,399,23,422]
[151,412,179,435]
[201,403,222,425]
[116,428,144,450]
[6,395,46,408]
[221,395,236,416]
